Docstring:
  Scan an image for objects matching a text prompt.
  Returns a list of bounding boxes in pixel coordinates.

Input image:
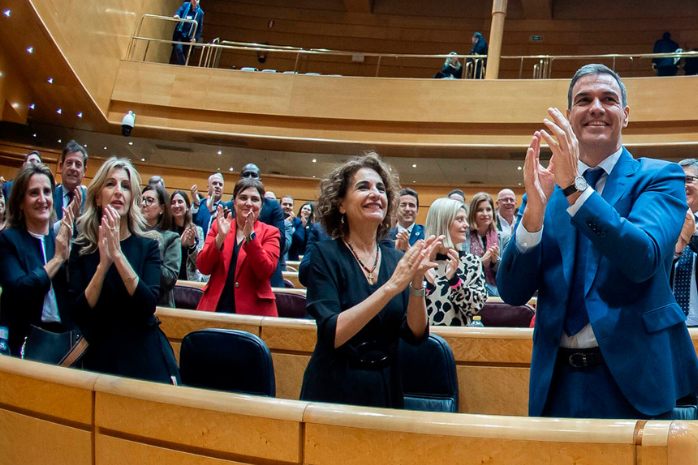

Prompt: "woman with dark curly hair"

[300,152,442,408]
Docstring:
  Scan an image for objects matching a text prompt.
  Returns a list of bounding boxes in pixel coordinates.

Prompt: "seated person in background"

[288,201,314,261]
[197,178,280,316]
[280,195,294,262]
[148,175,165,188]
[69,157,179,384]
[170,190,205,282]
[191,173,224,236]
[141,184,181,307]
[465,192,509,297]
[447,189,466,204]
[388,188,424,251]
[424,198,487,326]
[172,0,204,66]
[300,153,441,408]
[0,164,76,355]
[434,52,462,79]
[4,150,42,199]
[265,191,277,200]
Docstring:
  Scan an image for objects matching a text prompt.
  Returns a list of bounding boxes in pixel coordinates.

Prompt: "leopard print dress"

[425,251,488,326]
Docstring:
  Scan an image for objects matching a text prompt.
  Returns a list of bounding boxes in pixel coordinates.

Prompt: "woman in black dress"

[300,153,442,408]
[69,157,179,384]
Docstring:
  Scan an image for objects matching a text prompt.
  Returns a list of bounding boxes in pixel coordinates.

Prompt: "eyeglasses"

[141,197,157,206]
[686,175,698,185]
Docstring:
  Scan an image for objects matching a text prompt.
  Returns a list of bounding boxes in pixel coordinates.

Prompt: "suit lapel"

[551,188,576,288]
[55,185,64,220]
[410,225,422,245]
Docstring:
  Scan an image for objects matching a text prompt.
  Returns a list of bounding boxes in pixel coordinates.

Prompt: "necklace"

[345,240,380,285]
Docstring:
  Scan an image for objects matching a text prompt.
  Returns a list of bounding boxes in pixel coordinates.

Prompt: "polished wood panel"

[156,307,263,341]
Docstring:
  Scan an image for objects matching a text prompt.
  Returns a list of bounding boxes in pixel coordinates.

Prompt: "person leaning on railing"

[172,0,204,65]
[69,157,179,384]
[299,153,442,408]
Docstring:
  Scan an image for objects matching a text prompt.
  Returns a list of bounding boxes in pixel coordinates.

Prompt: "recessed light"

[128,141,133,146]
[104,146,108,150]
[412,164,417,168]
[11,103,19,109]
[32,133,37,137]
[56,108,62,114]
[76,112,83,118]
[141,158,145,162]
[217,150,222,155]
[83,144,87,147]
[0,72,3,77]
[3,10,10,17]
[47,78,53,84]
[57,139,62,143]
[228,167,233,171]
[312,158,317,163]
[517,166,522,170]
[217,168,221,171]
[26,47,33,54]
[28,103,35,110]
[312,176,316,178]
[412,180,416,183]
[518,183,522,186]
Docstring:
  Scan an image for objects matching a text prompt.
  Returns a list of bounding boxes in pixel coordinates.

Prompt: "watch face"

[574,176,588,191]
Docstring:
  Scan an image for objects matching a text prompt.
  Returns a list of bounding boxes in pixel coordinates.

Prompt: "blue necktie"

[674,246,694,317]
[564,168,605,336]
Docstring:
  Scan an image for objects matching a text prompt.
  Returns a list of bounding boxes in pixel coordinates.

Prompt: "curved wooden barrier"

[0,355,696,465]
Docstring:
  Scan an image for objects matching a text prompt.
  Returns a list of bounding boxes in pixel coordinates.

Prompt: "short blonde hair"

[75,157,157,255]
[425,198,466,250]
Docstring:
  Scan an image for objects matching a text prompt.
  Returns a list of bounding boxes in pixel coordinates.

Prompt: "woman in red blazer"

[196,178,280,316]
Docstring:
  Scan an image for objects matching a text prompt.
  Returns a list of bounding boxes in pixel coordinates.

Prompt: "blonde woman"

[424,198,487,326]
[69,157,179,384]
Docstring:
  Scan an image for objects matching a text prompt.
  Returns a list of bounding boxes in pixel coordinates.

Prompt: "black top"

[216,238,243,313]
[69,234,179,384]
[174,224,189,280]
[300,240,427,408]
[0,227,74,355]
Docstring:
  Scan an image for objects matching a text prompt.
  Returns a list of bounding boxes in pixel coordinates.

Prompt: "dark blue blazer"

[299,223,395,287]
[387,224,425,247]
[226,197,286,288]
[497,149,698,417]
[0,227,73,355]
[173,2,204,42]
[54,185,86,220]
[192,198,222,237]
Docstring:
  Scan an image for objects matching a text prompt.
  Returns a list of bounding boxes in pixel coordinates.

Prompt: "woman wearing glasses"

[141,184,182,307]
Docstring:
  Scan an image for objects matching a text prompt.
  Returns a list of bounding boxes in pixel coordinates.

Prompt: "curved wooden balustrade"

[0,355,696,465]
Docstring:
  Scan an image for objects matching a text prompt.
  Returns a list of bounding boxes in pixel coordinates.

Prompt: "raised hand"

[242,210,255,239]
[522,131,556,232]
[676,208,696,254]
[215,204,232,249]
[395,229,410,251]
[444,248,460,280]
[190,184,200,206]
[102,205,122,261]
[69,187,83,219]
[55,207,74,262]
[540,107,580,190]
[489,245,500,264]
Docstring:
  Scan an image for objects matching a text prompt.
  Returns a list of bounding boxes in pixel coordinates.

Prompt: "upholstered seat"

[274,291,307,319]
[180,329,276,397]
[479,302,535,327]
[173,284,204,310]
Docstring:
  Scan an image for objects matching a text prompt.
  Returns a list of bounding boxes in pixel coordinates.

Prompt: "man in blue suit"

[54,141,87,224]
[497,64,698,419]
[388,188,424,251]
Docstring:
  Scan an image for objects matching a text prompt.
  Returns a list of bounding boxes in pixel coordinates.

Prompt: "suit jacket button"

[235,282,240,288]
[586,219,594,227]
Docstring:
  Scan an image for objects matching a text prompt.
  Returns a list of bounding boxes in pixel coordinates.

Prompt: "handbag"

[20,325,88,367]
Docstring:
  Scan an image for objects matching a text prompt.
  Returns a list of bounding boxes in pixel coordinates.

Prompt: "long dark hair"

[170,190,192,229]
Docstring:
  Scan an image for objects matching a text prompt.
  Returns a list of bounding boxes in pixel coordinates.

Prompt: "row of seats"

[179,328,459,413]
[172,282,535,325]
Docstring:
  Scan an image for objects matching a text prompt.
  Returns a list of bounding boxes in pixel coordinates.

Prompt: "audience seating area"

[1,350,698,465]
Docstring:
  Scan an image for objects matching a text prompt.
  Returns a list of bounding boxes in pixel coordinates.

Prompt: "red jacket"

[196,219,280,316]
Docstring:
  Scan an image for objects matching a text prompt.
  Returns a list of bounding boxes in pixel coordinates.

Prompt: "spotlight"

[26,47,33,54]
[28,103,35,110]
[47,78,53,84]
[3,10,10,17]
[56,108,62,114]
[217,150,222,155]
[76,112,83,118]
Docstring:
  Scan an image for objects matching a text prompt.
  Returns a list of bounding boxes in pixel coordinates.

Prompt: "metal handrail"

[129,14,199,65]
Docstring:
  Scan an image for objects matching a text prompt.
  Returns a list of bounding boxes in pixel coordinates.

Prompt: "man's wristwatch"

[562,176,588,197]
[246,231,256,243]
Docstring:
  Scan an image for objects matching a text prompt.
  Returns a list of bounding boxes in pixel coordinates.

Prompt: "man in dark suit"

[54,141,87,226]
[653,32,680,76]
[388,188,424,251]
[227,163,286,288]
[497,64,698,419]
[671,159,698,327]
[3,150,42,199]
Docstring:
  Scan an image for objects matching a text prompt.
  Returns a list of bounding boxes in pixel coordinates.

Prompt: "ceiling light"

[228,167,233,171]
[11,103,19,109]
[76,112,83,118]
[57,139,62,143]
[3,10,10,17]
[28,103,35,110]
[217,168,221,171]
[312,158,317,163]
[32,133,37,137]
[412,164,417,168]
[104,146,108,150]
[141,158,145,162]
[26,47,33,54]
[83,144,87,147]
[56,108,62,114]
[47,78,53,84]
[517,166,522,170]
[412,180,416,183]
[217,150,222,155]
[128,141,133,146]
[518,183,522,186]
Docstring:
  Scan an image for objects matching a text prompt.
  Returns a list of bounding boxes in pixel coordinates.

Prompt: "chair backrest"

[180,329,276,397]
[274,291,307,319]
[399,334,458,412]
[173,284,204,310]
[283,278,295,288]
[479,302,535,327]
[672,405,698,420]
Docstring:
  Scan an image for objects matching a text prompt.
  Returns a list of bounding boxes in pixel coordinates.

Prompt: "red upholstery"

[173,285,204,310]
[479,302,535,327]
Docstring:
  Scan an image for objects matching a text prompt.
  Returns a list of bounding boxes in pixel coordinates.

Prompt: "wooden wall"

[200,0,698,79]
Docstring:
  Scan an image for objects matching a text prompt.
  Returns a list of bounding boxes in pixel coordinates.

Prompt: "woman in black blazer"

[69,157,179,384]
[0,164,76,355]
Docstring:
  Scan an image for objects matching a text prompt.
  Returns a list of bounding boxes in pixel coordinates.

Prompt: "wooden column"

[485,0,508,80]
